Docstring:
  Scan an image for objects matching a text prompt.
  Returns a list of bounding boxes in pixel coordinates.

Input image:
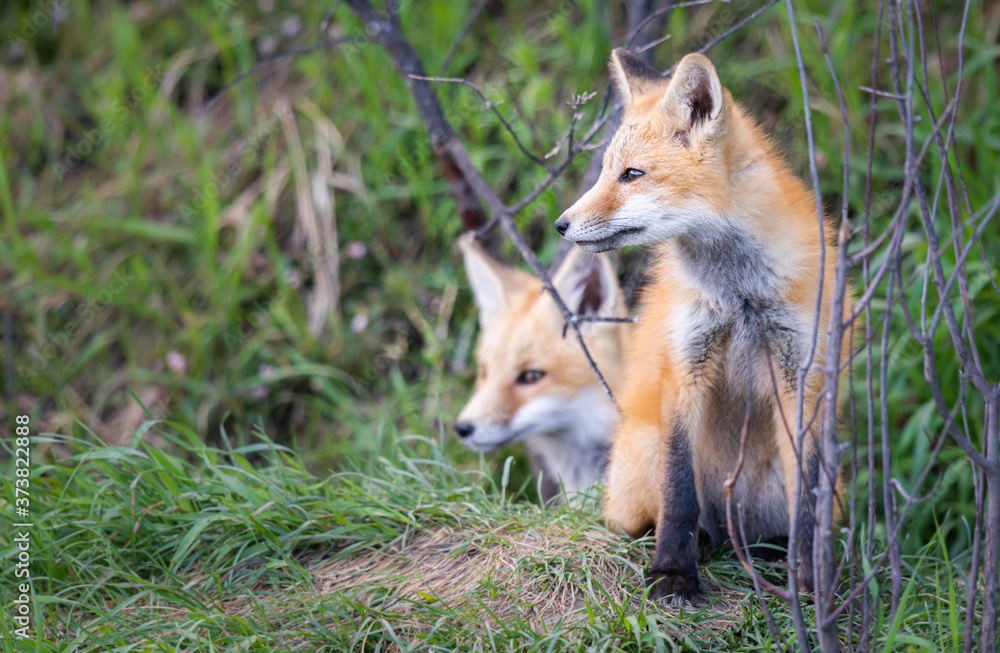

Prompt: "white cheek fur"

[567,192,725,246]
[508,388,616,449]
[461,387,618,496]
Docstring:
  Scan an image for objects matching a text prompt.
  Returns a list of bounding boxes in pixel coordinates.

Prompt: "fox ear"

[662,53,726,139]
[552,247,623,320]
[609,48,664,107]
[459,234,527,325]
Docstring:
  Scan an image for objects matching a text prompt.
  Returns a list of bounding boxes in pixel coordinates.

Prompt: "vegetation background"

[0,0,997,650]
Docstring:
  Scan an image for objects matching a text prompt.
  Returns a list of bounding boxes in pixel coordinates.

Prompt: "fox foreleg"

[647,420,700,605]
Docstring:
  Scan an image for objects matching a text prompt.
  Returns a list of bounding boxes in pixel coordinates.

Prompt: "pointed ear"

[458,234,526,325]
[551,247,623,320]
[662,53,726,139]
[610,48,665,107]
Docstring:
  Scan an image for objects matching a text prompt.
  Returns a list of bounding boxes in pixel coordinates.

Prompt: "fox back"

[454,235,628,503]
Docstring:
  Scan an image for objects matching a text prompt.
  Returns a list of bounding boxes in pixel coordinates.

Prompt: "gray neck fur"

[675,216,780,308]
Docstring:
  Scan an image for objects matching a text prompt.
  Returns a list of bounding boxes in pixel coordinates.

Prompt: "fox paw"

[645,568,698,606]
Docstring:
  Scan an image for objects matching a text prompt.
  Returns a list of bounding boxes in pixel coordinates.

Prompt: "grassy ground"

[0,427,979,650]
[1,0,998,649]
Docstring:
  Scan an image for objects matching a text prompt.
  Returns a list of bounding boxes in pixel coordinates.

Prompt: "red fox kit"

[555,50,845,603]
[454,235,628,503]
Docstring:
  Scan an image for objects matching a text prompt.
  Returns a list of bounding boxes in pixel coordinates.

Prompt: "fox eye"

[516,369,546,385]
[619,168,645,182]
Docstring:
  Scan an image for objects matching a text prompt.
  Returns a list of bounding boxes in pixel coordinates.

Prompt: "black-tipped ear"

[662,53,726,137]
[610,48,665,107]
[551,248,623,319]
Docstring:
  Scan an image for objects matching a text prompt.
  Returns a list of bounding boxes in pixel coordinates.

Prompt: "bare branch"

[344,0,492,233]
[409,74,555,171]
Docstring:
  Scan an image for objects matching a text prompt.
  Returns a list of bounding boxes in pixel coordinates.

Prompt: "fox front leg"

[647,420,700,605]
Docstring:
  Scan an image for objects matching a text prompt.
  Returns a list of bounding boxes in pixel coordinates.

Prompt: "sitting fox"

[454,234,628,503]
[554,50,847,603]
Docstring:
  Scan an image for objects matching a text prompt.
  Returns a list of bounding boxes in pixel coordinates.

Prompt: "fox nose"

[454,422,475,439]
[554,216,569,236]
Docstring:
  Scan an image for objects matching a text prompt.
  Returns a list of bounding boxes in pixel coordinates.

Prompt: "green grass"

[0,426,982,650]
[1,0,999,649]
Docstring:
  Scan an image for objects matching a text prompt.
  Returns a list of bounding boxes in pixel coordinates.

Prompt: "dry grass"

[314,525,627,627]
[92,521,750,649]
[297,524,745,634]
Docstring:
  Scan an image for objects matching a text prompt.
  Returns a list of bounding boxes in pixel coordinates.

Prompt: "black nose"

[554,217,569,236]
[454,422,475,439]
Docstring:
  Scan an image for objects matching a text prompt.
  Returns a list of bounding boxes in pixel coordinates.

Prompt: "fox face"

[555,51,736,252]
[454,236,625,454]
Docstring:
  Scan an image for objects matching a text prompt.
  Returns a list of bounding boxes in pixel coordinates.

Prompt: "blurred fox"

[554,50,849,603]
[454,234,628,503]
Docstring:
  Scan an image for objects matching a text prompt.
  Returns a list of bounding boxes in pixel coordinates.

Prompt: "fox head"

[454,235,625,452]
[555,50,740,252]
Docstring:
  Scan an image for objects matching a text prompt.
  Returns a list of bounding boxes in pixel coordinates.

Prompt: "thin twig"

[635,33,672,55]
[623,0,729,50]
[784,0,828,647]
[409,74,554,171]
[201,36,369,115]
[815,17,852,625]
[439,0,491,75]
[858,85,907,100]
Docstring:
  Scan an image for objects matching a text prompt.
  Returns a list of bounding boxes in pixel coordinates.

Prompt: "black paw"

[645,568,698,606]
